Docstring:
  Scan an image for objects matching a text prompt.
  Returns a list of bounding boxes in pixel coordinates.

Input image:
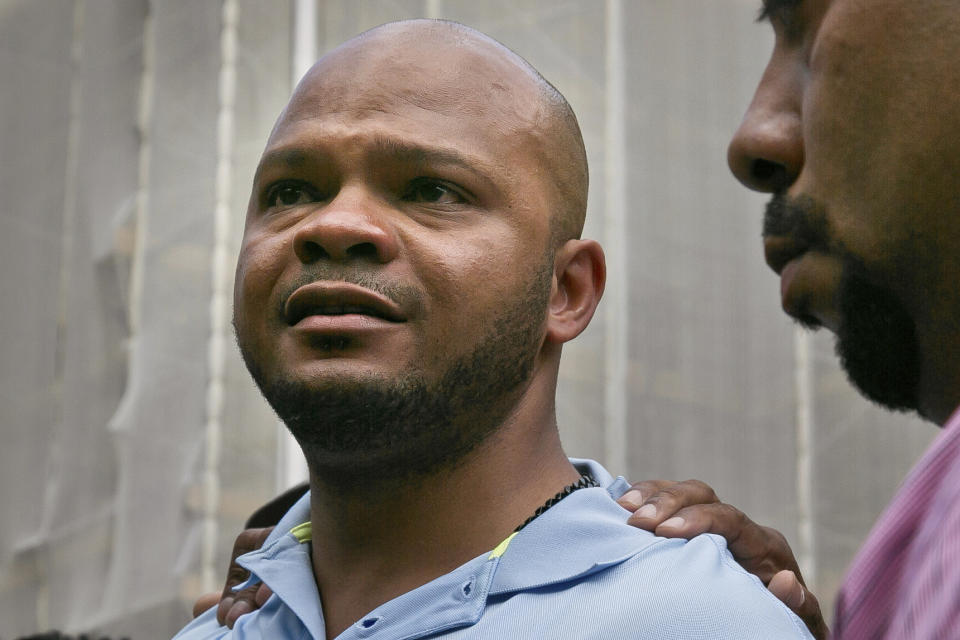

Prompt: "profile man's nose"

[727,67,804,193]
[292,198,399,265]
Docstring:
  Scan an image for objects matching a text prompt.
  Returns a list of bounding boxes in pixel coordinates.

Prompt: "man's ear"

[545,239,606,344]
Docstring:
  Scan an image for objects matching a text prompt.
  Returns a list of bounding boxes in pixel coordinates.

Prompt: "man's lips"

[763,235,808,275]
[764,236,809,321]
[283,282,407,326]
[779,258,803,314]
[765,241,843,332]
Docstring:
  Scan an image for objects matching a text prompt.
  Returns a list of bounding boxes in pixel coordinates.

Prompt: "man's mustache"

[278,268,426,317]
[762,192,829,250]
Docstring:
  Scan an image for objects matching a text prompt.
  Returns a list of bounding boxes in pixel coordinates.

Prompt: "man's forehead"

[263,89,530,171]
[263,41,548,168]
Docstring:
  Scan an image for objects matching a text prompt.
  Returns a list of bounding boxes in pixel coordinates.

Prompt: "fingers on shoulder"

[618,480,674,510]
[193,592,221,618]
[644,501,740,538]
[624,479,721,527]
[647,479,720,510]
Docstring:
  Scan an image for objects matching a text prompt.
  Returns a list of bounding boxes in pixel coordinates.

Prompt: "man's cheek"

[236,242,286,306]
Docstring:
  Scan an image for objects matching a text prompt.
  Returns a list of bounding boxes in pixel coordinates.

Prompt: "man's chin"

[836,339,917,414]
[832,259,921,414]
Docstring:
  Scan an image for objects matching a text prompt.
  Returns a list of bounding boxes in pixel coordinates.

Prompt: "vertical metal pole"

[425,0,442,18]
[130,3,154,344]
[794,327,816,585]
[293,0,318,82]
[202,0,239,593]
[603,0,628,476]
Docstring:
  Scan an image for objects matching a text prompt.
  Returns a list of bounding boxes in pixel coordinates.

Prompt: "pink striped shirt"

[834,407,960,639]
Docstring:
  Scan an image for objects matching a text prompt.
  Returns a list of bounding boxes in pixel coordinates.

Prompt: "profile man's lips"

[764,236,813,322]
[283,282,407,326]
[773,250,843,333]
[763,236,808,275]
[779,258,803,315]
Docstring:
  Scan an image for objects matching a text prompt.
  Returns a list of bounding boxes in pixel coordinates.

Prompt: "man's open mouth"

[284,282,407,326]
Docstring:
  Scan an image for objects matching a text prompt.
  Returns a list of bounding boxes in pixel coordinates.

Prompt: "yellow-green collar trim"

[488,532,517,559]
[290,522,312,543]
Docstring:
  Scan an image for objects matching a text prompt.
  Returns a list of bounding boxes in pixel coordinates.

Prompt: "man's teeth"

[317,337,349,351]
[311,305,372,315]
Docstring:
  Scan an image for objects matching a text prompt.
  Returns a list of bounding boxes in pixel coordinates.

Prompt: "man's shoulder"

[485,529,812,638]
[482,484,812,639]
[612,533,811,634]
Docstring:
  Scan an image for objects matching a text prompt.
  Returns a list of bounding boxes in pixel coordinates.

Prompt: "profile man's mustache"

[762,192,829,250]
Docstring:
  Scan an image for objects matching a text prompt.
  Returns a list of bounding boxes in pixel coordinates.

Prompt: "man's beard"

[240,256,554,488]
[834,254,920,412]
[764,194,921,413]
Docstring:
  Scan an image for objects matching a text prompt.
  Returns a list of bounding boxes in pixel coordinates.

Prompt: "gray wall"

[0,0,936,635]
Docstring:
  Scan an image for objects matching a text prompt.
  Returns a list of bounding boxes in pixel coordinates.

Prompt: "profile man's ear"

[545,239,606,344]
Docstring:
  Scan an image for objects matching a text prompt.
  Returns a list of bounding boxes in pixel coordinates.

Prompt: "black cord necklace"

[513,473,599,533]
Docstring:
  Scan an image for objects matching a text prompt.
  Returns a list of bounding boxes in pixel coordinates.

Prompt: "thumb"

[767,569,829,640]
[768,570,804,609]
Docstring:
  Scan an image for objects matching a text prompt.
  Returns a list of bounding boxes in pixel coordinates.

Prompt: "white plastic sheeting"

[0,1,936,636]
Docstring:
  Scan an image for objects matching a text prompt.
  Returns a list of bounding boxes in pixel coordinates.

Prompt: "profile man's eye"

[405,180,465,205]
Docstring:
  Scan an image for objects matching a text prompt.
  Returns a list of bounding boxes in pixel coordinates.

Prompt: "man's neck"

[306,405,579,639]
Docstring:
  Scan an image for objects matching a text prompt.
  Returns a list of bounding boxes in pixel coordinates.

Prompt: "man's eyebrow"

[254,147,309,183]
[365,136,498,195]
[367,135,478,170]
[757,0,801,24]
[255,137,481,178]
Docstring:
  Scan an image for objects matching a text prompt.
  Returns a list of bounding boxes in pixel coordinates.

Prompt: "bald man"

[175,20,811,639]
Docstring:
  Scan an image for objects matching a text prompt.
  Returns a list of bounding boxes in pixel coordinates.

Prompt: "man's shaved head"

[281,18,589,244]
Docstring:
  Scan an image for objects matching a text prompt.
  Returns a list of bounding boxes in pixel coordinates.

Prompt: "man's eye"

[266,183,314,208]
[403,179,466,205]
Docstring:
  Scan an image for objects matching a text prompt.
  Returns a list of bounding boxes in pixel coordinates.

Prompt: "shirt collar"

[236,459,652,638]
[236,526,326,634]
[488,459,662,595]
[238,507,500,639]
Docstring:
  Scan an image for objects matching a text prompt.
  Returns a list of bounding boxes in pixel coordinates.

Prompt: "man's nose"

[727,56,804,193]
[291,189,400,265]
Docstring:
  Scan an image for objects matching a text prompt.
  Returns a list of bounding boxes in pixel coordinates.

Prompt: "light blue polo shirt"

[176,459,812,639]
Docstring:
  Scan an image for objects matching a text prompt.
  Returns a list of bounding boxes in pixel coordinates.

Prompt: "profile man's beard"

[764,194,921,414]
[240,256,554,488]
[834,254,920,413]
